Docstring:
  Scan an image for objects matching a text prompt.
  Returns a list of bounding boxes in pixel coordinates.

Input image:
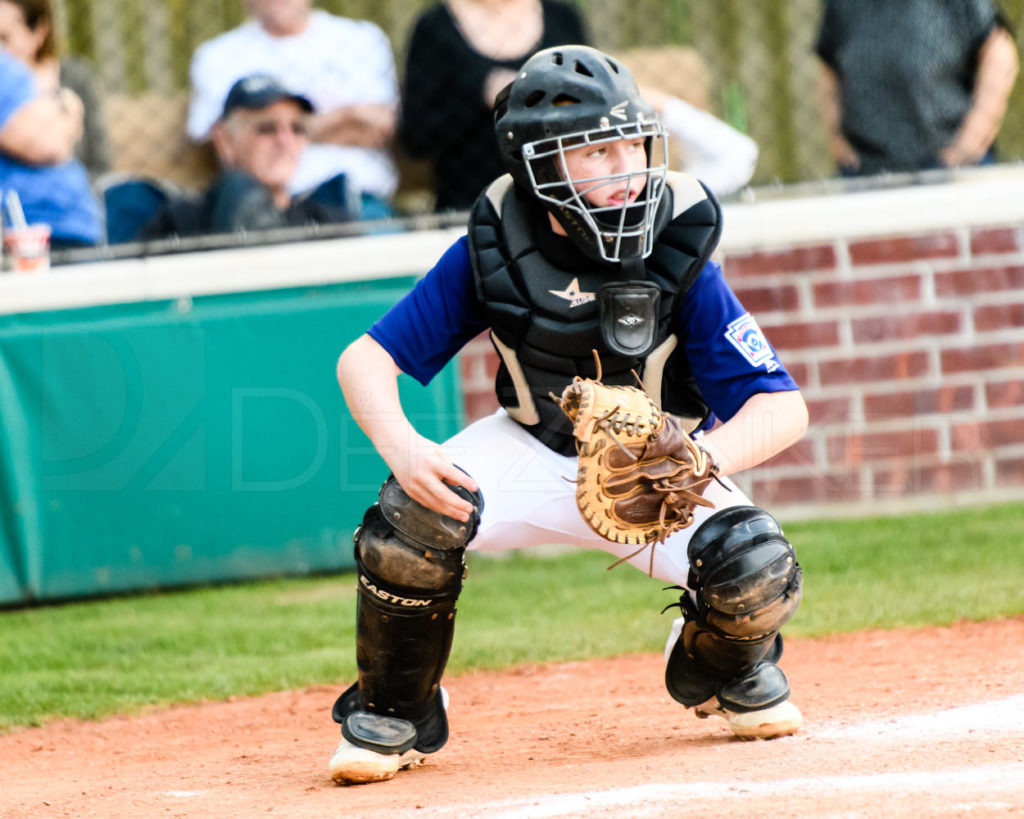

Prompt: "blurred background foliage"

[49,0,1024,191]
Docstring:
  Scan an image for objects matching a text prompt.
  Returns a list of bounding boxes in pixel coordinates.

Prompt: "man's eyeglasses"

[253,119,308,137]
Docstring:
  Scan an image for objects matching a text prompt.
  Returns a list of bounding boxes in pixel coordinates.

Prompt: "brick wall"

[722,225,1024,516]
[457,216,1024,519]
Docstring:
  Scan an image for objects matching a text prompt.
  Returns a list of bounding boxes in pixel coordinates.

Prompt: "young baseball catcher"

[329,44,808,785]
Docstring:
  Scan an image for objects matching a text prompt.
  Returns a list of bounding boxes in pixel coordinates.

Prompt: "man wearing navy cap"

[143,75,350,239]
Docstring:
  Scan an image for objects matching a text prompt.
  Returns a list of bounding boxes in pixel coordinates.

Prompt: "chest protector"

[468,171,722,455]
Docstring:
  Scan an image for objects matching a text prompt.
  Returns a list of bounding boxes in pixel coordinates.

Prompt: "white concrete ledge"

[3,166,1024,315]
[721,165,1024,252]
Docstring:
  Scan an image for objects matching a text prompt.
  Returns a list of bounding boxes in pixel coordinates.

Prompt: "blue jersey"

[369,236,797,425]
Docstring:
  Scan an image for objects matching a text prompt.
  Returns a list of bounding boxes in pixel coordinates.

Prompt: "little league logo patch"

[725,314,777,370]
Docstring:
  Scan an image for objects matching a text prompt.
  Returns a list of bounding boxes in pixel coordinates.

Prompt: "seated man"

[186,0,398,215]
[142,75,351,240]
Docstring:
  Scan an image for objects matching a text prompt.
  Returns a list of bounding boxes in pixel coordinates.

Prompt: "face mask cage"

[521,117,669,262]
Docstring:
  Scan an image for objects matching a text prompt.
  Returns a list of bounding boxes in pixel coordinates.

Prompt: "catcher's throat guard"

[598,281,661,357]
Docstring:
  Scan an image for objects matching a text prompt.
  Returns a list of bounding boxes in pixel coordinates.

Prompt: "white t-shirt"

[187,10,399,199]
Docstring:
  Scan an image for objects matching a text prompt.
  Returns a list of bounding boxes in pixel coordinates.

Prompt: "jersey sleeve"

[368,235,489,385]
[676,260,799,423]
[0,54,34,128]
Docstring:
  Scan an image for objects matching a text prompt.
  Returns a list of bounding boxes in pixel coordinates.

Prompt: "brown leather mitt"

[558,376,719,553]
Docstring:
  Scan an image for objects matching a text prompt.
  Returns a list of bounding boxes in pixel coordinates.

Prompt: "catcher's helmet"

[494,45,668,263]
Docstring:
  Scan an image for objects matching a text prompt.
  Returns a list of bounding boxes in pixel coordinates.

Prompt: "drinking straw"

[5,189,27,231]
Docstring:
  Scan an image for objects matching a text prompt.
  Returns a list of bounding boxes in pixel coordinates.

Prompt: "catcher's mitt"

[558,374,720,565]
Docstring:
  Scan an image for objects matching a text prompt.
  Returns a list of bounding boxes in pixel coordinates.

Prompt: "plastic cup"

[3,224,51,273]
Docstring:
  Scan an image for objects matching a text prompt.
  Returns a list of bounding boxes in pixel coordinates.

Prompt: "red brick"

[459,339,499,386]
[995,457,1024,484]
[723,244,838,277]
[952,418,1024,450]
[761,439,816,468]
[851,311,962,342]
[752,472,862,504]
[784,362,811,387]
[463,391,500,424]
[863,386,974,419]
[760,320,840,350]
[805,396,853,425]
[941,343,1024,374]
[849,233,959,266]
[935,265,1024,296]
[827,429,940,463]
[733,285,801,313]
[970,227,1024,256]
[986,380,1024,408]
[873,460,984,497]
[818,352,930,386]
[974,303,1024,332]
[813,274,921,308]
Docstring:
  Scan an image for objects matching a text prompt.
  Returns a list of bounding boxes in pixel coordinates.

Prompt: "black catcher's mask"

[494,45,668,264]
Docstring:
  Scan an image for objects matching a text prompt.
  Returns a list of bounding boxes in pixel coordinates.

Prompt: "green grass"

[1,502,1022,731]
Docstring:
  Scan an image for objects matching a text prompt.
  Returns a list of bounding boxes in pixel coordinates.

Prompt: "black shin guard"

[665,506,802,712]
[334,476,482,754]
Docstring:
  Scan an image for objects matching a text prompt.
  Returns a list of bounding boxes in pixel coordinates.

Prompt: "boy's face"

[559,136,649,207]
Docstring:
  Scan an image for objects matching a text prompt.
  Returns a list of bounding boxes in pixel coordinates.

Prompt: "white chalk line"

[397,694,1024,819]
[814,692,1024,740]
[450,764,1024,819]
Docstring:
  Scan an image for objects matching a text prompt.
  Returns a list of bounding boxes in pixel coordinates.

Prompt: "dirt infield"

[2,617,1023,818]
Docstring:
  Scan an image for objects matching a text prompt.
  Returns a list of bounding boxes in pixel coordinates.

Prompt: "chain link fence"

[10,0,1024,249]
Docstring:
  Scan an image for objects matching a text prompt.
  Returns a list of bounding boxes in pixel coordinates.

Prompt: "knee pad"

[688,505,802,642]
[335,474,483,754]
[666,506,802,710]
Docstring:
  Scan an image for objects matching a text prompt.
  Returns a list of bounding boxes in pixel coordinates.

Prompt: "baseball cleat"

[329,737,425,785]
[694,697,802,740]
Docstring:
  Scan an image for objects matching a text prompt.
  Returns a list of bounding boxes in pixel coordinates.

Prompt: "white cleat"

[694,697,802,740]
[329,737,425,785]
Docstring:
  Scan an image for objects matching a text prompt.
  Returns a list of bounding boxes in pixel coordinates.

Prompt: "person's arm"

[940,26,1019,167]
[336,334,478,521]
[642,86,759,195]
[696,390,808,477]
[311,21,398,149]
[0,90,83,165]
[307,103,396,148]
[817,62,859,171]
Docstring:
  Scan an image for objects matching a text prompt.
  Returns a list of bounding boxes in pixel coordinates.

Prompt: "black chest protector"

[467,172,722,455]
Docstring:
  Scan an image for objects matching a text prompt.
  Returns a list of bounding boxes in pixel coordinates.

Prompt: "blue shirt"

[369,236,798,425]
[0,53,102,244]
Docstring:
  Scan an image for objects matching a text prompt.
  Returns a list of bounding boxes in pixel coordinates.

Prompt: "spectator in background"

[142,75,350,240]
[640,85,759,197]
[398,0,589,212]
[0,50,101,247]
[186,0,399,219]
[816,0,1019,176]
[0,0,111,178]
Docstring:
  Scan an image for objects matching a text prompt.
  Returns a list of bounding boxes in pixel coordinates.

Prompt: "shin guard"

[334,476,482,754]
[665,506,802,712]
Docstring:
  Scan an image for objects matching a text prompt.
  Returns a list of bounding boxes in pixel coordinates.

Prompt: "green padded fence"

[0,278,463,604]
